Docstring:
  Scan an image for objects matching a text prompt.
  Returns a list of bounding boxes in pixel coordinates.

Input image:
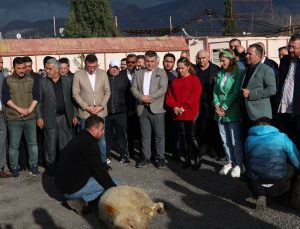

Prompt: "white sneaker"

[219,163,232,175]
[106,158,111,164]
[231,165,241,178]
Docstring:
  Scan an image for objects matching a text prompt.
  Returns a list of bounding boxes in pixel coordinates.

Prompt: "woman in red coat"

[166,57,202,170]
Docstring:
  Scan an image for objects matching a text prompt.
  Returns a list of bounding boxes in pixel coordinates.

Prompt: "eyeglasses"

[287,45,300,50]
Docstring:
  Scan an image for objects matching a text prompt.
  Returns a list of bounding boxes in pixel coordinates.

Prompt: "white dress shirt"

[143,70,152,95]
[127,70,133,84]
[87,72,96,105]
[88,72,96,91]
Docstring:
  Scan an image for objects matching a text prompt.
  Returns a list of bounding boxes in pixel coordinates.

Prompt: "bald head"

[196,50,210,69]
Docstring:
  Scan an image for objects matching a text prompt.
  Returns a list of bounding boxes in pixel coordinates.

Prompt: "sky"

[0,0,174,28]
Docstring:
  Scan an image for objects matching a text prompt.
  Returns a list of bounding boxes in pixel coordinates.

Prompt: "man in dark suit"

[241,44,276,125]
[277,34,300,149]
[36,58,77,174]
[131,51,168,168]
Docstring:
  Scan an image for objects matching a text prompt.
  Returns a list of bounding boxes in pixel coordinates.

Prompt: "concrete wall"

[189,36,290,67]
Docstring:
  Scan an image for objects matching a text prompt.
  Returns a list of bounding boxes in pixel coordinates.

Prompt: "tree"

[64,0,116,38]
[223,0,239,36]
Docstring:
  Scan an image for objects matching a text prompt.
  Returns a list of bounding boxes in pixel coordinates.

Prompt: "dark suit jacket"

[278,55,300,115]
[241,63,276,120]
[36,76,76,128]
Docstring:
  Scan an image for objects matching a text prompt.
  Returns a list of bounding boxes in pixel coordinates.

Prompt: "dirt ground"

[1,154,300,229]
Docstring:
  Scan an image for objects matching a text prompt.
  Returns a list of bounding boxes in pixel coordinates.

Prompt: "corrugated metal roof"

[0,36,188,56]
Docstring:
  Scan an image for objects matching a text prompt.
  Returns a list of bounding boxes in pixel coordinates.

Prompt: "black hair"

[23,56,32,63]
[164,53,176,62]
[254,117,272,126]
[59,57,70,66]
[127,54,137,59]
[13,57,25,67]
[85,115,104,130]
[290,33,300,42]
[85,54,98,64]
[43,56,54,67]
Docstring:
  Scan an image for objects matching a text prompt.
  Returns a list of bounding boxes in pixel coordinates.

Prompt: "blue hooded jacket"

[245,125,300,181]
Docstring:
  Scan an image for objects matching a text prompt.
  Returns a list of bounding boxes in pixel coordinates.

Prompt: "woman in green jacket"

[213,49,244,178]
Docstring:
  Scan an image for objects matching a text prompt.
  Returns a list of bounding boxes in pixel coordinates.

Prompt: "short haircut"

[145,51,157,59]
[249,44,263,57]
[290,33,300,42]
[85,54,98,64]
[43,56,54,67]
[121,58,127,62]
[59,57,70,66]
[254,117,272,126]
[137,55,145,60]
[164,53,176,61]
[23,56,32,63]
[13,57,25,67]
[46,58,61,70]
[229,38,241,45]
[85,115,104,129]
[278,46,288,52]
[127,54,137,59]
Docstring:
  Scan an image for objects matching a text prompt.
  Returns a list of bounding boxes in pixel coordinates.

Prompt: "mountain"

[0,0,299,38]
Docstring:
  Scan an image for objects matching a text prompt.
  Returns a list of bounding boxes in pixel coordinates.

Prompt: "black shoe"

[120,157,131,165]
[136,159,151,168]
[67,198,90,215]
[191,162,201,171]
[156,159,165,169]
[181,162,191,169]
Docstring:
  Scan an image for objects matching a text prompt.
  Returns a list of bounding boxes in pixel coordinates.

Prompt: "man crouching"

[55,115,118,215]
[244,117,300,210]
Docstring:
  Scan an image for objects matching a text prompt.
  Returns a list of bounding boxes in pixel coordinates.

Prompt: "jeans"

[218,121,243,165]
[64,177,120,202]
[0,115,7,169]
[79,118,107,163]
[7,119,38,168]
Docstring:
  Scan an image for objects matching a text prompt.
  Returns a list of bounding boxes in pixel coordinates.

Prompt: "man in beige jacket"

[73,54,111,164]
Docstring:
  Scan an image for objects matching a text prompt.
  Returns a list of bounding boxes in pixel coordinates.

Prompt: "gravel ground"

[1,154,300,229]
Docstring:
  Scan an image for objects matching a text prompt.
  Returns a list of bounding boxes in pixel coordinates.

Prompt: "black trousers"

[165,110,178,156]
[246,166,294,197]
[277,114,300,149]
[106,113,129,159]
[176,115,200,162]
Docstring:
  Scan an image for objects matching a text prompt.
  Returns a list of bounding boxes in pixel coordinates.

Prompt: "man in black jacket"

[36,58,78,175]
[195,50,223,159]
[277,34,300,149]
[55,115,117,215]
[106,59,131,165]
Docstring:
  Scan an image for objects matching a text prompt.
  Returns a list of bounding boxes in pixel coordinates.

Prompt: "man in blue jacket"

[244,117,300,210]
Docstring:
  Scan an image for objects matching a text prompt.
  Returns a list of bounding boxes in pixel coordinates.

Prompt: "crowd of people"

[0,33,300,213]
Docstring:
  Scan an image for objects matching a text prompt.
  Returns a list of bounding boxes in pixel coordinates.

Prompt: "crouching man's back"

[244,117,300,210]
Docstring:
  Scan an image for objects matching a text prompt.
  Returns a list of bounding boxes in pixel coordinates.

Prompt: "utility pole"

[169,16,173,35]
[53,16,57,37]
[115,16,118,37]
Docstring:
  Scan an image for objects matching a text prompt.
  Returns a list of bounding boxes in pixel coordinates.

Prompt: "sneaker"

[120,157,131,165]
[11,167,20,179]
[156,158,165,169]
[106,158,111,164]
[29,165,40,176]
[219,163,232,175]
[231,165,241,178]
